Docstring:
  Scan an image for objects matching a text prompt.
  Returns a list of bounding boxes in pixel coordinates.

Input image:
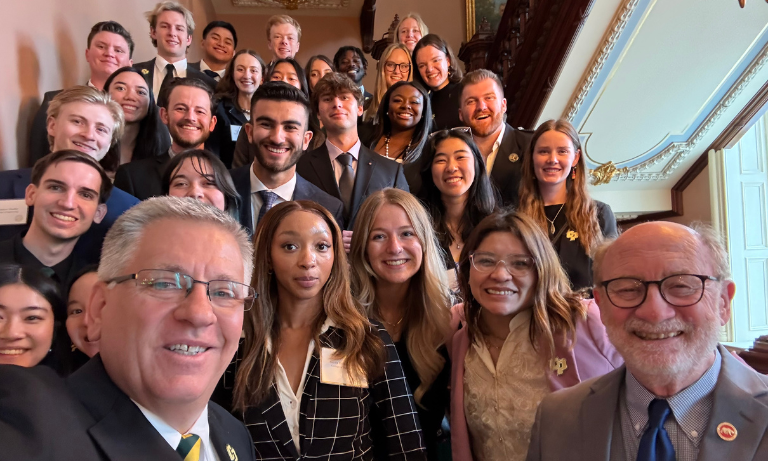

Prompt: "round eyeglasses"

[599,274,719,309]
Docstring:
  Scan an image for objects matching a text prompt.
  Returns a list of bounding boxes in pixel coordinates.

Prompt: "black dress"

[545,200,618,291]
[429,81,462,132]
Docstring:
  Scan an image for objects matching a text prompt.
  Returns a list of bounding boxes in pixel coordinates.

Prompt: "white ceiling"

[210,0,364,17]
[538,0,768,215]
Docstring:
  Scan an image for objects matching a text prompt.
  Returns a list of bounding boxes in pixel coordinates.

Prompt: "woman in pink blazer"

[449,210,622,461]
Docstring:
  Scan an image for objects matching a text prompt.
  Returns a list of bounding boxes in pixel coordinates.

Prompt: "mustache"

[623,317,691,335]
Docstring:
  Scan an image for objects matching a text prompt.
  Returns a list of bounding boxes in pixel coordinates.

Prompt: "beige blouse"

[463,309,550,461]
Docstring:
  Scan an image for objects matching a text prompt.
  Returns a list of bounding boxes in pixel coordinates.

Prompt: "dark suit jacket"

[243,321,426,460]
[133,58,217,99]
[0,356,256,461]
[230,165,345,235]
[296,144,410,230]
[0,168,139,263]
[526,345,768,461]
[491,123,534,207]
[28,90,62,165]
[211,97,249,169]
[188,60,201,71]
[113,152,171,201]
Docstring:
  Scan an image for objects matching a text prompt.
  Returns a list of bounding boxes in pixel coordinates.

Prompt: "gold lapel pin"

[226,444,238,461]
[567,230,579,241]
[141,68,149,75]
[550,357,567,376]
[508,153,519,163]
[717,423,737,441]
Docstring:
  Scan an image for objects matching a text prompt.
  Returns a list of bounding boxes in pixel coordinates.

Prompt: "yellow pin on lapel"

[550,357,567,376]
[508,153,519,163]
[567,230,578,241]
[226,444,238,461]
[141,68,149,75]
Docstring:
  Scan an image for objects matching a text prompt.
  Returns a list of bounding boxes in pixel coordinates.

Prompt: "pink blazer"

[449,299,623,461]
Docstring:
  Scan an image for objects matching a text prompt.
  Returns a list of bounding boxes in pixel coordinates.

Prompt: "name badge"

[320,347,368,388]
[231,125,242,142]
[0,199,28,226]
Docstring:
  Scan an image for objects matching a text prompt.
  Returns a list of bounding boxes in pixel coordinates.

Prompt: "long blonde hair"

[349,189,452,406]
[458,211,587,360]
[518,119,602,255]
[234,201,385,410]
[363,43,413,123]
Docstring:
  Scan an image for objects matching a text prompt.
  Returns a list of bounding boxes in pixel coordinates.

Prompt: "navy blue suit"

[0,168,139,263]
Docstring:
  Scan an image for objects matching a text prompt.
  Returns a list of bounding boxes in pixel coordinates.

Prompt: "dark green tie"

[176,433,201,461]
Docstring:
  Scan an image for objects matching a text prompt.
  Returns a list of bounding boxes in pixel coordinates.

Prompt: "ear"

[245,121,254,143]
[92,203,108,224]
[159,107,169,125]
[46,115,57,141]
[718,281,736,326]
[501,97,507,114]
[149,27,157,43]
[24,183,37,207]
[356,103,364,117]
[208,115,217,134]
[458,106,465,124]
[573,149,581,166]
[295,42,300,54]
[86,281,108,342]
[185,34,192,47]
[128,58,133,66]
[302,128,314,151]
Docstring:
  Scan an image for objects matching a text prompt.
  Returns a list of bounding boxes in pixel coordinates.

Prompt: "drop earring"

[571,166,577,180]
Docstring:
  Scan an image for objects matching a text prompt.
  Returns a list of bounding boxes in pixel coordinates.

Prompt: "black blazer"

[188,60,201,71]
[491,123,534,208]
[211,97,249,168]
[0,356,256,461]
[230,165,345,235]
[113,152,171,201]
[133,58,217,98]
[296,144,410,230]
[242,322,427,460]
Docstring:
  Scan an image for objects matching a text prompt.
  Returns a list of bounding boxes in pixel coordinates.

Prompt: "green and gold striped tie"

[176,433,201,461]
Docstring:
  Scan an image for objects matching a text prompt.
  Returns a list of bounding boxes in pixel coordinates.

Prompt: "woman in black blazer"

[234,200,426,460]
[517,119,618,292]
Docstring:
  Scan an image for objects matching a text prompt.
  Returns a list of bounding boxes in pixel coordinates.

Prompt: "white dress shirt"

[326,138,361,185]
[249,164,297,230]
[484,123,506,174]
[200,60,226,80]
[133,401,220,461]
[153,56,188,101]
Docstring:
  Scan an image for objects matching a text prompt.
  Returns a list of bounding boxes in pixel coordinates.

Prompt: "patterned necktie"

[257,190,279,225]
[176,433,201,461]
[202,69,220,80]
[636,399,676,461]
[336,153,355,218]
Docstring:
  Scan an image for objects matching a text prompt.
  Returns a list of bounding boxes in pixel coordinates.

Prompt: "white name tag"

[320,347,368,388]
[0,199,28,226]
[231,125,242,142]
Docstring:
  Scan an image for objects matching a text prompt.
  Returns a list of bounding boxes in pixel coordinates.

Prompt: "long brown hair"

[518,119,602,254]
[458,210,587,360]
[349,189,452,406]
[233,201,385,410]
[215,49,266,102]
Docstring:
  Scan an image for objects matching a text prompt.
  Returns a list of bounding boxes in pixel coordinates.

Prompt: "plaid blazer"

[242,321,427,460]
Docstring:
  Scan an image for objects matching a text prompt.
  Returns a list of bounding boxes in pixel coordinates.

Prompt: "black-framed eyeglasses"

[384,61,411,73]
[106,269,257,311]
[599,274,719,309]
[469,252,536,277]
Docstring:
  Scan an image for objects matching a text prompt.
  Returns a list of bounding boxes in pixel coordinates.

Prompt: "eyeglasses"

[427,126,472,141]
[106,269,257,311]
[385,61,411,73]
[600,274,719,309]
[469,253,536,277]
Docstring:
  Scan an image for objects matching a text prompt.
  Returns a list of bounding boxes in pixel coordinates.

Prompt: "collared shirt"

[249,164,296,230]
[200,60,226,80]
[326,138,361,185]
[153,56,188,101]
[619,348,721,461]
[9,232,75,290]
[484,123,506,174]
[86,80,98,90]
[134,401,219,461]
[267,318,335,452]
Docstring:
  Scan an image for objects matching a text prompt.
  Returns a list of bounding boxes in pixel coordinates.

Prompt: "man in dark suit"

[230,82,343,236]
[333,46,372,105]
[1,86,139,263]
[133,2,216,105]
[0,197,256,461]
[459,69,533,207]
[189,21,237,82]
[114,78,218,200]
[297,72,409,245]
[527,222,768,461]
[28,21,134,165]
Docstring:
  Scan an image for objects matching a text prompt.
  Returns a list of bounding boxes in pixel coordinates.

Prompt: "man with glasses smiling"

[0,196,257,461]
[526,222,768,461]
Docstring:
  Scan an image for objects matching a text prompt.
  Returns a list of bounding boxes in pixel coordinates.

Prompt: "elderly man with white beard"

[526,221,768,461]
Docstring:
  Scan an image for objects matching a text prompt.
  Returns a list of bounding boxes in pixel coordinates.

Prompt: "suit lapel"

[12,170,27,197]
[259,384,300,460]
[579,368,624,461]
[310,147,341,199]
[349,147,376,221]
[230,165,254,235]
[299,352,320,455]
[209,408,242,461]
[698,346,768,461]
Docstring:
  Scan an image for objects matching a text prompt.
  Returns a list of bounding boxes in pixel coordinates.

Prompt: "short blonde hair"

[46,86,124,148]
[265,15,302,41]
[394,13,429,44]
[146,1,195,48]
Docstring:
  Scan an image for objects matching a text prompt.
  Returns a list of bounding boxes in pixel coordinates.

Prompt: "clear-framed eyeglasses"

[469,252,536,277]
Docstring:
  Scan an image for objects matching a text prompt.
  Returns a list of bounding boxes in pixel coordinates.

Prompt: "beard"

[250,140,304,173]
[169,121,210,149]
[471,111,504,138]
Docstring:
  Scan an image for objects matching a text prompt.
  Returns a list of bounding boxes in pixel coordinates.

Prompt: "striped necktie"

[176,433,201,461]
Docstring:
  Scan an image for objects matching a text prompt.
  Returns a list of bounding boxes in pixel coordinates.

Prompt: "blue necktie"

[636,399,676,461]
[257,190,279,225]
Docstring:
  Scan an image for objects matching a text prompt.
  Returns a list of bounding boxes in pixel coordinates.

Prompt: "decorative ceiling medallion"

[231,0,349,9]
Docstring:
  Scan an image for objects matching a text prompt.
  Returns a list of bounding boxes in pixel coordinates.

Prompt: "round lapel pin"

[508,153,519,163]
[717,422,737,441]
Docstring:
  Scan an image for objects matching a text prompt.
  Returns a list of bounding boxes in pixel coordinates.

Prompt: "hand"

[342,230,353,254]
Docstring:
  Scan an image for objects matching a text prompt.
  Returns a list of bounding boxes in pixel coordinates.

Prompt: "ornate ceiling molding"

[231,0,349,9]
